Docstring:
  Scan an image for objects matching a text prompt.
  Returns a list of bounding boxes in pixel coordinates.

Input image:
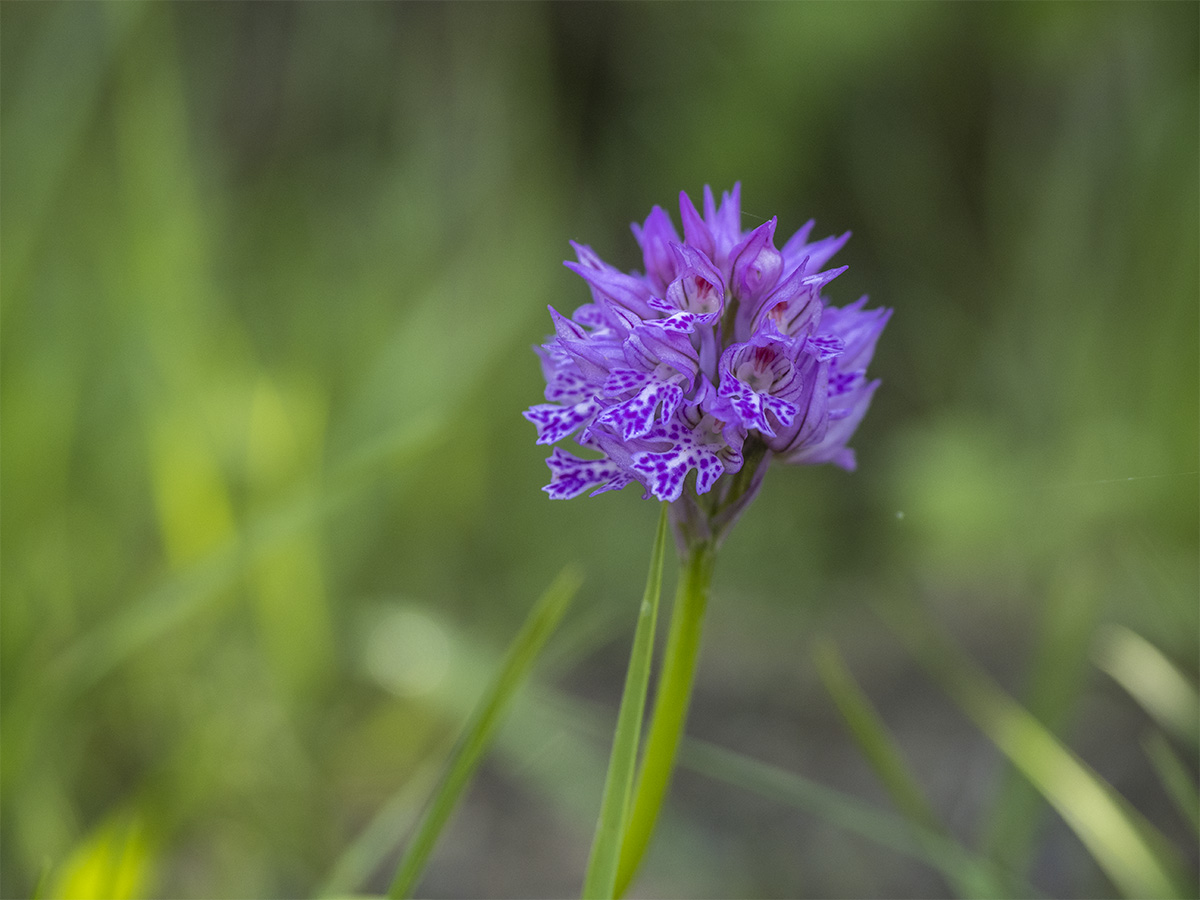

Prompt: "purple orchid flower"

[526,184,890,544]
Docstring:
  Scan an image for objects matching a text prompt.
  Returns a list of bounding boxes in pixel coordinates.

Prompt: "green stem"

[614,540,716,897]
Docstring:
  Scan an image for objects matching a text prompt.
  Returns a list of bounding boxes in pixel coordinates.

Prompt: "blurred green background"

[2,2,1196,898]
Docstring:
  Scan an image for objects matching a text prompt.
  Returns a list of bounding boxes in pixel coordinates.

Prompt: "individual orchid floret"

[525,183,890,545]
[742,257,847,342]
[594,325,699,441]
[765,345,831,457]
[780,298,892,470]
[621,379,746,503]
[717,321,811,439]
[728,217,783,307]
[644,243,725,334]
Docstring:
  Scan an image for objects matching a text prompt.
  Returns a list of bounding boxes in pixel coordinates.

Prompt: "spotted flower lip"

[525,184,890,525]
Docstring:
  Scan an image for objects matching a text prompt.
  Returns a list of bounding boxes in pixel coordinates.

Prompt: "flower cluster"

[525,184,890,523]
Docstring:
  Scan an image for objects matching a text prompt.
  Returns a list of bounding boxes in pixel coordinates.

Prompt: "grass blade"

[582,504,669,899]
[318,759,442,898]
[814,640,940,830]
[1093,625,1200,750]
[980,565,1103,876]
[678,737,1032,898]
[386,565,582,899]
[885,606,1192,899]
[1142,732,1199,836]
[813,641,1006,898]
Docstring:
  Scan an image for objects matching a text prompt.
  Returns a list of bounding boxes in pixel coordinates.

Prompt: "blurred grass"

[883,599,1193,899]
[388,566,580,899]
[2,2,1196,898]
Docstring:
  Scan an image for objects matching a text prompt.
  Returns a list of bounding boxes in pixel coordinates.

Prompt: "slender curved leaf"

[386,566,582,899]
[582,504,669,899]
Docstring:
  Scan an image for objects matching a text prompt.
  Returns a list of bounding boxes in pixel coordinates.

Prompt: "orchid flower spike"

[525,184,890,548]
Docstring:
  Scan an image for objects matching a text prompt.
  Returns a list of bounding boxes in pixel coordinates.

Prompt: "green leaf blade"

[678,737,1031,898]
[386,565,582,899]
[581,503,670,900]
[814,640,940,831]
[615,540,715,896]
[1142,733,1200,836]
[1094,625,1200,750]
[814,640,1009,899]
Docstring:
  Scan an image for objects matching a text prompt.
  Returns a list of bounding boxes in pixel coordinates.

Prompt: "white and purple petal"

[543,448,634,499]
[640,307,717,335]
[523,396,602,445]
[721,379,799,437]
[629,418,728,501]
[626,384,745,502]
[597,379,684,441]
